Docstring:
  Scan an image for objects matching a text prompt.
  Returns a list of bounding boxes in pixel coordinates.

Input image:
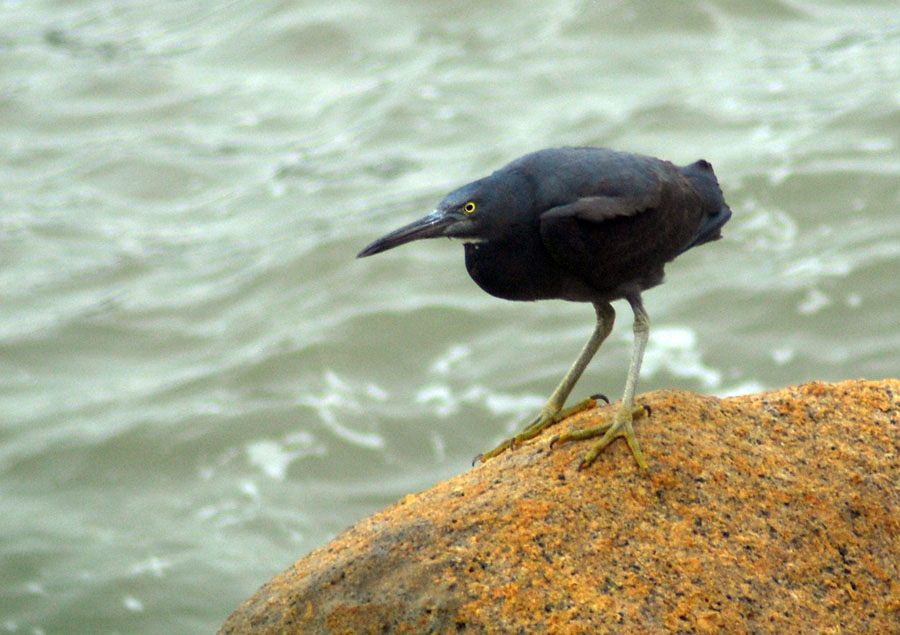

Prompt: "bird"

[357,147,732,471]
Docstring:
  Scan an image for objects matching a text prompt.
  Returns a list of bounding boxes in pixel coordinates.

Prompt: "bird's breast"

[463,240,597,302]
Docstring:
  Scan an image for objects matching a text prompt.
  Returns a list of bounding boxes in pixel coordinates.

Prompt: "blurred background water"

[2,0,898,631]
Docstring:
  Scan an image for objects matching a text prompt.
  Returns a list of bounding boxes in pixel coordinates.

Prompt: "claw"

[549,405,648,471]
[476,395,603,464]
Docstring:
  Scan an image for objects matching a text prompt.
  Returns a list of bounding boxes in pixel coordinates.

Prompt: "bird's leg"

[551,294,650,471]
[477,302,615,463]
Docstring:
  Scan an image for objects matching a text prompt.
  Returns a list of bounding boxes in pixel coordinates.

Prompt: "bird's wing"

[539,190,660,223]
[538,184,695,298]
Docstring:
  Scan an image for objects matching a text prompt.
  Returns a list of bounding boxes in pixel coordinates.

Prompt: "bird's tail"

[679,159,732,253]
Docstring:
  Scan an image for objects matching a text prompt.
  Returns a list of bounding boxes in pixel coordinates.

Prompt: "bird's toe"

[550,405,648,472]
[476,395,605,465]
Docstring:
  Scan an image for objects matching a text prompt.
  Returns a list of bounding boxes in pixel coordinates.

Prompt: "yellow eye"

[463,201,476,215]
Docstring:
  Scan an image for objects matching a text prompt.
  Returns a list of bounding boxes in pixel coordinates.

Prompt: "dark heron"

[357,147,731,471]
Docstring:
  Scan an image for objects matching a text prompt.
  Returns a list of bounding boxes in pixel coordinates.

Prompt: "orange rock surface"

[219,379,900,634]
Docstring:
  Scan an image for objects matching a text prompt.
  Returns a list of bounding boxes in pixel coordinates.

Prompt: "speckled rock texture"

[219,379,900,634]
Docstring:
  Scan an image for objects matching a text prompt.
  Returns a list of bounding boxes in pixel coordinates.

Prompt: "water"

[2,0,898,632]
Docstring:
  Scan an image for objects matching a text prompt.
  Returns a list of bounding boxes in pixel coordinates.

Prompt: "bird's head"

[357,178,510,258]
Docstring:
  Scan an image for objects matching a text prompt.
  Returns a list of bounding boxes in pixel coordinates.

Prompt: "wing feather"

[538,160,703,299]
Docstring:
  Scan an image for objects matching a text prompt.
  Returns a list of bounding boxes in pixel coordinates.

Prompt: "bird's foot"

[474,394,607,464]
[550,404,649,471]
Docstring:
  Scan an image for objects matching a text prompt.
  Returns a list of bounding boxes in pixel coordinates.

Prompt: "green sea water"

[2,1,898,631]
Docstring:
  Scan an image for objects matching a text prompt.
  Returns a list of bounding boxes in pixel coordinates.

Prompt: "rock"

[219,379,900,634]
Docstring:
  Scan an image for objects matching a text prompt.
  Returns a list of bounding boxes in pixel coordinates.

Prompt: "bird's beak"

[357,210,461,258]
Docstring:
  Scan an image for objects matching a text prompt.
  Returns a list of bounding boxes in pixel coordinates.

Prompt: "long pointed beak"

[357,210,458,258]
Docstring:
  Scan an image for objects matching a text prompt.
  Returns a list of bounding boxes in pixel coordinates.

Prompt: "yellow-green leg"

[476,302,615,463]
[551,293,651,471]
